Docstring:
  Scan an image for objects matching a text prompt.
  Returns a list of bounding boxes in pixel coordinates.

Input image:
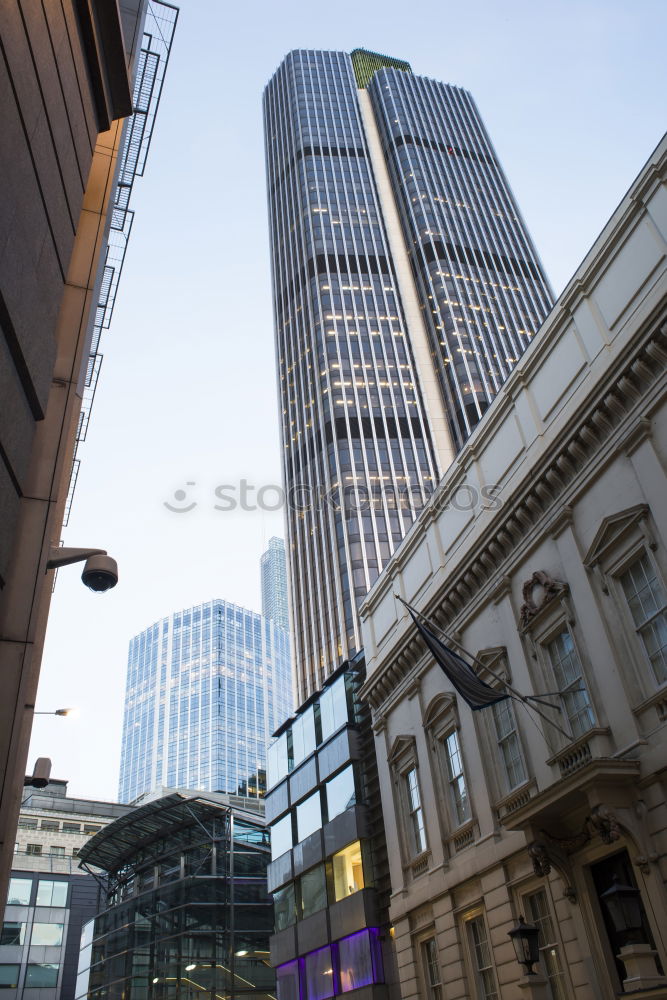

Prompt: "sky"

[29,0,667,802]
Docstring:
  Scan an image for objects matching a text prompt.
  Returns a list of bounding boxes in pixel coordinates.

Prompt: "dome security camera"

[81,554,118,592]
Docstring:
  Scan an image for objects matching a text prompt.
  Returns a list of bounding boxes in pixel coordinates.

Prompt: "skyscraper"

[264,48,553,700]
[118,600,292,803]
[261,536,290,630]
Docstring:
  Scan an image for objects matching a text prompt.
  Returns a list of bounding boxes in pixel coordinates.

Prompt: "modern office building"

[1,780,129,1000]
[261,537,290,631]
[118,600,292,804]
[263,48,553,701]
[75,791,274,1000]
[0,0,177,901]
[359,137,667,998]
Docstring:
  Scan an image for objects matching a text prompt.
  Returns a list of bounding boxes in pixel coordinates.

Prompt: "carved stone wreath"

[519,570,566,629]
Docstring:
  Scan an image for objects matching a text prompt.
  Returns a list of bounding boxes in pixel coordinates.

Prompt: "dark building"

[76,791,275,1000]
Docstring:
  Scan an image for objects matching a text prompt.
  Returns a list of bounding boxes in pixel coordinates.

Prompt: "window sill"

[631,683,667,723]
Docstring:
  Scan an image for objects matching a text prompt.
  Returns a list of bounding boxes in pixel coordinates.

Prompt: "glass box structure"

[118,600,292,804]
[76,792,275,1000]
[264,48,553,699]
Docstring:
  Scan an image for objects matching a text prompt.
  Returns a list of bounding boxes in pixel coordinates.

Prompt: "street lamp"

[508,916,541,976]
[600,876,645,946]
[34,708,78,717]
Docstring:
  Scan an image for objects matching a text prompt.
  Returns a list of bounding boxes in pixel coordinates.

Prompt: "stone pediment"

[583,504,650,567]
[387,734,417,765]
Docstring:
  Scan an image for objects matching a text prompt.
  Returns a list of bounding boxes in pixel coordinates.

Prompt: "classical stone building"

[359,135,667,998]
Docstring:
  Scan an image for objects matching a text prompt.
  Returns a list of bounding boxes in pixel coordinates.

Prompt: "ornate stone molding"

[519,571,567,630]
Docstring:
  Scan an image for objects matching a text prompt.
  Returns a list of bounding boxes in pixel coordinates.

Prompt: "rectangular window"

[300,864,327,918]
[0,966,20,989]
[25,965,59,988]
[31,924,64,947]
[62,823,81,834]
[273,883,296,931]
[18,818,37,830]
[406,768,427,855]
[444,730,471,824]
[6,879,31,905]
[621,554,667,684]
[338,929,380,992]
[40,821,59,832]
[490,699,527,790]
[276,960,299,1000]
[0,923,25,946]
[83,825,101,835]
[50,846,65,856]
[525,890,568,1000]
[270,814,293,861]
[36,881,68,907]
[332,840,365,901]
[467,917,498,1000]
[422,938,443,1000]
[26,844,42,856]
[296,791,322,843]
[546,630,595,737]
[304,945,334,1000]
[326,765,356,822]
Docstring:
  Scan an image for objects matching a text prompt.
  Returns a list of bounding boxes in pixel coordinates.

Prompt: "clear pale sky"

[30,0,667,802]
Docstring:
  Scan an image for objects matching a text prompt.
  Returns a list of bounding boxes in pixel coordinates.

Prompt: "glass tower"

[261,537,290,631]
[264,49,553,700]
[118,600,292,803]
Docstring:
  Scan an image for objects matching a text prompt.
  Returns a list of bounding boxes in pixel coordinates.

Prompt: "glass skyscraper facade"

[118,601,292,804]
[261,537,290,632]
[264,48,553,700]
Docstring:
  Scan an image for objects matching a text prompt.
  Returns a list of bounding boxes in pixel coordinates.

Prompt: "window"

[296,791,322,843]
[50,846,65,856]
[274,884,296,931]
[444,730,471,824]
[26,843,42,856]
[406,768,427,855]
[338,929,379,992]
[525,890,568,1000]
[276,960,299,1000]
[62,823,81,834]
[35,881,68,907]
[0,923,25,946]
[18,818,37,830]
[319,675,350,742]
[467,916,498,1000]
[31,924,64,947]
[271,814,293,861]
[83,825,101,835]
[422,938,443,1000]
[300,864,327,918]
[40,821,59,832]
[325,765,356,822]
[292,707,316,767]
[25,965,59,988]
[0,966,20,989]
[304,945,335,1000]
[490,699,527,790]
[332,841,364,901]
[620,554,667,684]
[6,879,31,905]
[546,630,595,737]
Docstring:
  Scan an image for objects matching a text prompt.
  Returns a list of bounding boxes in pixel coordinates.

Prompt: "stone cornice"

[362,316,667,710]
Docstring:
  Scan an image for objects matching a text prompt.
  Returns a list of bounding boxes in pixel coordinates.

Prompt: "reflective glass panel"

[296,792,322,843]
[338,929,377,992]
[31,923,64,947]
[271,814,293,861]
[0,923,25,946]
[6,879,31,905]
[36,881,68,907]
[0,966,20,988]
[320,677,349,742]
[292,708,316,766]
[326,765,356,823]
[276,960,299,1000]
[304,945,334,1000]
[26,965,59,988]
[274,884,296,931]
[300,864,327,918]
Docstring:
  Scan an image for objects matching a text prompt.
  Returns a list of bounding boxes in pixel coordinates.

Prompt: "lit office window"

[332,841,364,901]
[621,554,667,684]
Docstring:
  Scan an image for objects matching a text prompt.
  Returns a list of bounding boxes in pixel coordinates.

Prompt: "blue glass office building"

[118,601,293,804]
[261,537,290,632]
[264,49,553,701]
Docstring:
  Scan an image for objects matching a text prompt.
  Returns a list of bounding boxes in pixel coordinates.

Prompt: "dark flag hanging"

[405,606,509,711]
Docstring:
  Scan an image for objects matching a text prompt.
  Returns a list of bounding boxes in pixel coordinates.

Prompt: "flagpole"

[394,594,572,741]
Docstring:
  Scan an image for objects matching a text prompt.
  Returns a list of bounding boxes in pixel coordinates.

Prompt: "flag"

[406,606,509,711]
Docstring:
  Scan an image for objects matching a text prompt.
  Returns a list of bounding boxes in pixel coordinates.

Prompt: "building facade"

[75,791,274,1000]
[261,537,290,631]
[1,781,129,1000]
[265,656,393,1000]
[118,600,292,804]
[359,136,667,998]
[263,48,553,700]
[0,0,177,901]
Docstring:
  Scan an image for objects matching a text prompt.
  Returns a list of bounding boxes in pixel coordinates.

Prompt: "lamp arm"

[46,547,107,570]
